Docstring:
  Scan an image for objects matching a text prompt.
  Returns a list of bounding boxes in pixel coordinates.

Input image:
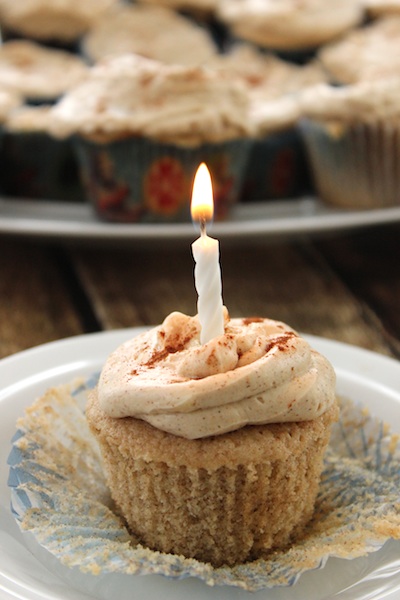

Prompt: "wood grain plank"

[221,241,393,355]
[0,240,84,358]
[314,224,400,358]
[71,245,196,329]
[71,237,394,356]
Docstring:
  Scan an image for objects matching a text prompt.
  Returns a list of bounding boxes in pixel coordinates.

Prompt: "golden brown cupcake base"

[87,389,338,567]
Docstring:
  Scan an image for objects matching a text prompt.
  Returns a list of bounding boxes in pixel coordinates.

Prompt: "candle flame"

[191,163,213,224]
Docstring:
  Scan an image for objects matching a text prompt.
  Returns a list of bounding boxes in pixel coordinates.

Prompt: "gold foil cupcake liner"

[7,375,400,592]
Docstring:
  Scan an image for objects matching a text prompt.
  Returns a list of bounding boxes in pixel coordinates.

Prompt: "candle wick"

[200,216,207,237]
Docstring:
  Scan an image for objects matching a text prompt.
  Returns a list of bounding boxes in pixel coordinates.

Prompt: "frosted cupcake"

[299,78,400,209]
[49,54,253,222]
[206,42,328,94]
[0,0,118,47]
[86,310,338,567]
[318,16,400,84]
[82,4,218,66]
[216,0,364,63]
[207,45,327,199]
[0,40,88,104]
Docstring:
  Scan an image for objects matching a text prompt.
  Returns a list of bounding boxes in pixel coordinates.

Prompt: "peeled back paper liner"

[7,374,400,593]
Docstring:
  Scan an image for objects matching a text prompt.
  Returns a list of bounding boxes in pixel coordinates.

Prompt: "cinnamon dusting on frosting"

[265,332,296,354]
[97,310,336,439]
[242,317,264,324]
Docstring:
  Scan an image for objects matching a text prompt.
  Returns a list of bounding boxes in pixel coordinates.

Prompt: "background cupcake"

[0,104,83,201]
[317,15,400,84]
[0,0,119,50]
[82,4,218,66]
[299,78,400,209]
[0,40,88,200]
[216,0,365,63]
[0,40,88,104]
[49,54,254,223]
[133,0,225,48]
[206,44,327,200]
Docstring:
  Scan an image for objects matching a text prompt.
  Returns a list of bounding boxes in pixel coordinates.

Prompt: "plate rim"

[1,197,400,242]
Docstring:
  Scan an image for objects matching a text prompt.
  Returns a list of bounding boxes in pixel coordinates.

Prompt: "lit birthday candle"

[191,163,224,345]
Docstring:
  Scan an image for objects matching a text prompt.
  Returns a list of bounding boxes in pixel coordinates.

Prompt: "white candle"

[191,163,224,345]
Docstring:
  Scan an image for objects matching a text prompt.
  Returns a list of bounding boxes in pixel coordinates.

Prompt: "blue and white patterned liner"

[7,375,400,592]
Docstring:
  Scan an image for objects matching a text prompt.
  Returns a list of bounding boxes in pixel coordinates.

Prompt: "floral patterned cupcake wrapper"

[0,130,83,201]
[7,375,400,593]
[240,128,312,201]
[73,136,251,223]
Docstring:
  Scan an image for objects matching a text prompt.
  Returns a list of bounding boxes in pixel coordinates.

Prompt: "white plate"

[1,329,400,600]
[1,197,400,244]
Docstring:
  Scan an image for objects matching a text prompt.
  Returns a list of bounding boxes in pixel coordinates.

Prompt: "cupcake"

[0,40,88,104]
[317,15,400,84]
[206,44,327,199]
[82,4,218,66]
[206,42,328,94]
[133,0,225,48]
[86,310,338,567]
[0,0,118,48]
[49,54,254,222]
[299,78,400,209]
[216,0,365,63]
[0,104,83,200]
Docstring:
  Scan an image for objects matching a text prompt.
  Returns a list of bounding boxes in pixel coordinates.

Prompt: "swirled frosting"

[0,40,88,100]
[318,16,400,84]
[216,0,363,50]
[0,0,118,42]
[299,78,400,124]
[49,54,253,145]
[82,4,217,66]
[98,311,336,439]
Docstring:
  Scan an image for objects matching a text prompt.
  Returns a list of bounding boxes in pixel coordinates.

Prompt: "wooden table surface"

[0,221,399,362]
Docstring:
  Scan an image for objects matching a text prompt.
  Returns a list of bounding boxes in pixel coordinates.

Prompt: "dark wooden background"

[1,222,399,361]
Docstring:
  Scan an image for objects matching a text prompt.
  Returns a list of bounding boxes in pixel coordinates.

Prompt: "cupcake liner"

[241,128,312,201]
[7,375,400,593]
[73,136,252,223]
[0,130,84,201]
[87,390,335,567]
[300,118,400,209]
